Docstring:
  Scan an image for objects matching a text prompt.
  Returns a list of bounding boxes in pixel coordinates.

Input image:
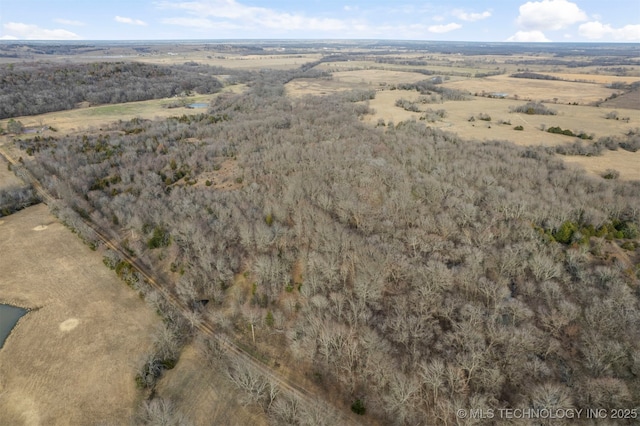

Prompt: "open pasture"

[139,52,323,70]
[365,90,639,142]
[285,68,428,96]
[563,149,640,181]
[0,204,159,425]
[442,74,619,104]
[0,92,225,135]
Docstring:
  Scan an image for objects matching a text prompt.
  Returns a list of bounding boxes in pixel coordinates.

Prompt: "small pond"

[0,304,27,348]
[188,103,208,109]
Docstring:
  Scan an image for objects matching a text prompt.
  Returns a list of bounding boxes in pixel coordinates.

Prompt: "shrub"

[514,125,524,131]
[478,113,492,121]
[601,169,620,180]
[510,102,557,115]
[351,399,366,415]
[148,226,171,249]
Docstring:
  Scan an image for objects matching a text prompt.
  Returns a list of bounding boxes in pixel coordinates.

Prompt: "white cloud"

[452,9,491,22]
[2,22,81,40]
[115,16,148,26]
[158,0,347,33]
[507,30,551,42]
[428,23,462,34]
[54,18,85,26]
[579,21,640,41]
[516,0,587,31]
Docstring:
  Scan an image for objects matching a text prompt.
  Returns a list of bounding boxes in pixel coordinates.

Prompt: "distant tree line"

[0,61,227,118]
[511,72,561,81]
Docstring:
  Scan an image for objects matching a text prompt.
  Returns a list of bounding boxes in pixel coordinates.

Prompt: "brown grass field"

[442,74,619,104]
[365,90,639,142]
[563,149,640,181]
[0,156,25,190]
[156,343,269,425]
[0,204,160,425]
[137,52,322,70]
[0,93,225,135]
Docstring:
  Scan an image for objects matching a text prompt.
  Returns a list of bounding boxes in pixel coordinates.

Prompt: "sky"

[0,0,639,42]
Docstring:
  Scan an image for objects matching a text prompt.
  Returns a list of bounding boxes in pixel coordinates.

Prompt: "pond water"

[0,304,27,348]
[188,103,208,109]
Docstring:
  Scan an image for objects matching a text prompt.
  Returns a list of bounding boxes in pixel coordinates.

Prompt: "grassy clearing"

[0,91,236,134]
[363,86,640,180]
[0,204,160,425]
[543,72,640,85]
[366,90,639,141]
[442,74,618,104]
[286,69,432,97]
[156,344,269,425]
[563,149,640,181]
[0,156,25,190]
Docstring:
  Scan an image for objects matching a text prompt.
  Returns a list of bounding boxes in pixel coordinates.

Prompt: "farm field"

[563,149,640,181]
[441,74,619,104]
[0,204,160,425]
[0,92,232,134]
[365,90,639,144]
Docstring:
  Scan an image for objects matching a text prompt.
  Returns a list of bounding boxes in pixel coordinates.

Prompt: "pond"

[188,103,208,109]
[0,304,27,349]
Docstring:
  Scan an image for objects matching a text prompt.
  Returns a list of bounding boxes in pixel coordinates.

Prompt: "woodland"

[0,62,225,118]
[3,55,640,424]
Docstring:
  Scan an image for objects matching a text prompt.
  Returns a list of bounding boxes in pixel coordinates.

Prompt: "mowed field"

[0,204,159,425]
[442,74,619,104]
[0,92,232,135]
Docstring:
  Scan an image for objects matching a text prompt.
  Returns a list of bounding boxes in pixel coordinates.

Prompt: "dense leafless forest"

[0,62,226,118]
[9,59,637,424]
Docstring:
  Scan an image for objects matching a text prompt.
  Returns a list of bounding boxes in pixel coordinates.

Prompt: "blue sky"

[1,0,639,42]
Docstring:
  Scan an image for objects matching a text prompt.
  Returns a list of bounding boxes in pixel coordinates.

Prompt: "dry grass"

[156,344,269,426]
[0,204,160,425]
[543,72,640,85]
[442,74,618,105]
[137,52,322,70]
[194,158,243,191]
[285,69,429,97]
[563,150,640,181]
[0,89,241,135]
[364,88,640,179]
[366,89,640,142]
[0,155,25,190]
